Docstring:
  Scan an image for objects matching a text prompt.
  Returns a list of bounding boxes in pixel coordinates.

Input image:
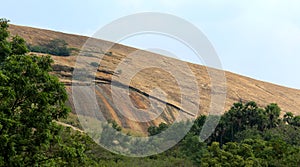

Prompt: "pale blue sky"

[1,0,300,89]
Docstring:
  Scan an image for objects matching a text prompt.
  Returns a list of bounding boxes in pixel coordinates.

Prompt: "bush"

[28,39,71,56]
[90,62,99,67]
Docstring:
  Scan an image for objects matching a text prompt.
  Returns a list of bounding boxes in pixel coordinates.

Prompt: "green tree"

[283,112,294,124]
[189,115,206,136]
[45,39,70,56]
[11,35,28,55]
[201,142,245,167]
[264,125,300,146]
[180,133,207,164]
[148,122,169,136]
[0,18,94,166]
[290,116,300,127]
[0,18,11,61]
[28,38,71,56]
[265,103,281,128]
[0,55,70,165]
[201,141,266,167]
[0,19,29,62]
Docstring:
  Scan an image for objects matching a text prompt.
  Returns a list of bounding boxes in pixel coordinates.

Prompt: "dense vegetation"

[139,102,300,166]
[0,18,96,166]
[68,101,300,167]
[27,38,71,56]
[1,18,300,166]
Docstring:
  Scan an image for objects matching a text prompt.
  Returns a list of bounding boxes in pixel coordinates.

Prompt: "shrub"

[28,38,71,56]
[90,62,99,67]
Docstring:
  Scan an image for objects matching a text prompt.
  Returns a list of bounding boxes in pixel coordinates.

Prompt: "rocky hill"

[9,24,300,134]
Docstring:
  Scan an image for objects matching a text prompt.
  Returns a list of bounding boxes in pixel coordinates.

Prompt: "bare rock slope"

[9,24,300,134]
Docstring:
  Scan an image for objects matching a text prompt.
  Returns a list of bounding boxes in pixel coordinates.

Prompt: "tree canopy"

[0,18,95,166]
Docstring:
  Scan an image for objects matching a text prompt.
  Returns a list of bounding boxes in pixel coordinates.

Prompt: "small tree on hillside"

[45,38,70,56]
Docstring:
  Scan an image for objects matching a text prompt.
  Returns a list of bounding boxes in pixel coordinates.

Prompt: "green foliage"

[0,18,11,61]
[11,35,29,55]
[0,19,28,62]
[108,119,122,131]
[180,133,207,164]
[291,116,300,126]
[0,55,73,165]
[209,101,286,145]
[148,122,169,136]
[265,103,281,128]
[189,115,206,136]
[284,112,300,127]
[201,142,250,167]
[263,125,300,145]
[146,101,300,166]
[201,139,300,167]
[234,128,263,142]
[90,61,99,67]
[0,19,94,166]
[28,39,71,56]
